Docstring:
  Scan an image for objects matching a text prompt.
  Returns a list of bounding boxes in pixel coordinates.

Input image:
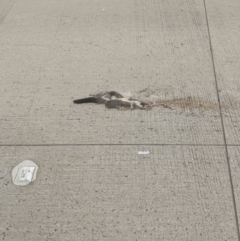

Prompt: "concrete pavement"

[0,0,240,240]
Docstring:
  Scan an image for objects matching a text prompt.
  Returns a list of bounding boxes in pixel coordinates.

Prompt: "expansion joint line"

[203,0,240,240]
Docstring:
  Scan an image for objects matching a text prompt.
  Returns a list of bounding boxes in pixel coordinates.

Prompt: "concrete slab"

[228,147,240,235]
[0,146,237,241]
[0,45,49,117]
[205,0,240,144]
[0,0,16,25]
[1,0,238,239]
[0,0,66,45]
[0,0,224,144]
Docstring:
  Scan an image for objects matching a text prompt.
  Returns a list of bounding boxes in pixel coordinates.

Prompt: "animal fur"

[73,91,153,110]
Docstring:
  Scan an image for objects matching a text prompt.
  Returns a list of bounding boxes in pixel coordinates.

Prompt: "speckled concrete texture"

[0,146,238,241]
[204,0,240,144]
[1,0,240,240]
[228,147,240,235]
[0,0,224,145]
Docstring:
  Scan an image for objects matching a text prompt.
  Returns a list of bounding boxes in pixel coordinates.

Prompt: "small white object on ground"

[12,160,39,186]
[138,151,150,155]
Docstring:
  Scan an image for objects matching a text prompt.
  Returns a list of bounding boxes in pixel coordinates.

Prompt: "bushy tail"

[73,97,98,104]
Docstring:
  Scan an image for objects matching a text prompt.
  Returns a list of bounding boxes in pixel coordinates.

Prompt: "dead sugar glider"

[73,91,152,109]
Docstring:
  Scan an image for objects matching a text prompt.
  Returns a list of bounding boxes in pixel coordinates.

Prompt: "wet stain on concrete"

[136,87,229,112]
[155,97,222,111]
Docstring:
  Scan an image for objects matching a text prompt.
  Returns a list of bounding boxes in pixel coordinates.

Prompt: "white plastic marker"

[12,160,39,186]
[138,151,150,155]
